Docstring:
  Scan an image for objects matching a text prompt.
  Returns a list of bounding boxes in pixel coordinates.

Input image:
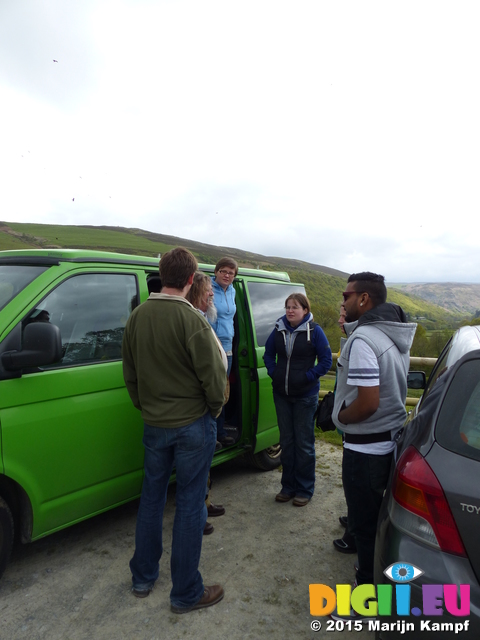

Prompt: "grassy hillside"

[0,220,464,349]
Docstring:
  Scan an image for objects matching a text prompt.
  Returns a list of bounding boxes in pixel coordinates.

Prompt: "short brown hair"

[285,292,311,313]
[186,271,210,308]
[159,247,197,289]
[214,256,238,276]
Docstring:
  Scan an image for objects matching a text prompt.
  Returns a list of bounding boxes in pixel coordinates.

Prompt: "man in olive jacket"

[122,247,226,613]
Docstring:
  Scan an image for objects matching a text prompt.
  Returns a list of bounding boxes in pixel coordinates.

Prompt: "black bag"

[315,392,336,432]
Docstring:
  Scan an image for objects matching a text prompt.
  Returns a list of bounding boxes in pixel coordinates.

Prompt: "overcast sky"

[1,1,479,283]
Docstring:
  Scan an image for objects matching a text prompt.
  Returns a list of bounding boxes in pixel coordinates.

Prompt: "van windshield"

[0,265,48,312]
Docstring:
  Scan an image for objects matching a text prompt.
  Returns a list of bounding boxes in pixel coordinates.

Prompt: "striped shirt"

[347,339,380,387]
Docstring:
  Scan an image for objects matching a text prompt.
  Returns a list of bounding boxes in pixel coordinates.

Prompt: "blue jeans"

[273,392,317,499]
[216,355,232,440]
[342,447,393,585]
[129,412,216,608]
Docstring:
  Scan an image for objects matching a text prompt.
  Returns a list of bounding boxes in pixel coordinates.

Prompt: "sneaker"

[332,534,357,553]
[275,492,294,502]
[292,496,310,507]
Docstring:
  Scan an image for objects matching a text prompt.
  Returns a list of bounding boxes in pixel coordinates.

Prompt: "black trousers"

[342,447,393,585]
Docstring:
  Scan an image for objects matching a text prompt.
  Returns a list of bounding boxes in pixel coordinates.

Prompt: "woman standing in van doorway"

[209,257,238,448]
[264,293,332,506]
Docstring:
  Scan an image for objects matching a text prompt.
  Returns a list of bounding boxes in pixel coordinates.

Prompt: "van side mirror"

[407,370,426,390]
[1,323,62,371]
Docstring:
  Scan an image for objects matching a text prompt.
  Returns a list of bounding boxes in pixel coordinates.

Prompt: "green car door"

[0,267,145,540]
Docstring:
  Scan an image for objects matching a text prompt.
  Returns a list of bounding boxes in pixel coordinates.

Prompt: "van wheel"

[247,444,282,471]
[0,497,14,580]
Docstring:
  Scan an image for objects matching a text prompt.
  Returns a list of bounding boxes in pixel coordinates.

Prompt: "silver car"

[374,325,480,638]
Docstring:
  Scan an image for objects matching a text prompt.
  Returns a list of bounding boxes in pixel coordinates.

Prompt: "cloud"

[1,0,480,283]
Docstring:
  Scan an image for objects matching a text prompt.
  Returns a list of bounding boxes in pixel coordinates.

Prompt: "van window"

[436,359,480,463]
[246,282,306,347]
[22,273,138,366]
[0,265,48,312]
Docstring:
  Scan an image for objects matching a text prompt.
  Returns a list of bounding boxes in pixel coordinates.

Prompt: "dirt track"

[0,441,373,640]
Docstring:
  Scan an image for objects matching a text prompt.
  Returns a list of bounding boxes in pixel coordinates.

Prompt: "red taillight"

[392,446,466,556]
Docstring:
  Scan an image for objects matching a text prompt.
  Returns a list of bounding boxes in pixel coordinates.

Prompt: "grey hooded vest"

[332,308,417,437]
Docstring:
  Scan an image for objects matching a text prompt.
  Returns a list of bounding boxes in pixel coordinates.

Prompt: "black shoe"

[203,522,214,535]
[333,536,357,554]
[339,516,348,528]
[207,503,225,517]
[132,586,152,598]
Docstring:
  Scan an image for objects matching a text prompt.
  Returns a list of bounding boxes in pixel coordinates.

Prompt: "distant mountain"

[392,283,480,315]
[0,221,469,326]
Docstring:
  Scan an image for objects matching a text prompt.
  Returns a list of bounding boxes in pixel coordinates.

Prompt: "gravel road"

[0,441,374,640]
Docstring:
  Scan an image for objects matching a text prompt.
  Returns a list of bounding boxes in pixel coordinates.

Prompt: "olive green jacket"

[122,293,226,427]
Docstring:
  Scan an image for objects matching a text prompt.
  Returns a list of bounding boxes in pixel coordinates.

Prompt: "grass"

[5,222,174,256]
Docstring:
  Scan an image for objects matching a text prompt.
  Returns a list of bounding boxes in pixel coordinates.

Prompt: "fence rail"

[323,355,438,407]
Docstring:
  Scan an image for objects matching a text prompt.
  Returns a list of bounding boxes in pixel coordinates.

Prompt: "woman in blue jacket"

[264,293,332,506]
[210,257,237,447]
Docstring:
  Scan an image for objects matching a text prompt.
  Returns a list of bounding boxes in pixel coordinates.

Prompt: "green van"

[0,249,306,578]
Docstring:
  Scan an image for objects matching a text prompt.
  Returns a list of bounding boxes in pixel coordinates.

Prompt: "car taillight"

[390,446,466,557]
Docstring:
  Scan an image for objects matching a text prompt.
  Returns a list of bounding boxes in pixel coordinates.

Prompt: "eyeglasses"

[218,269,235,277]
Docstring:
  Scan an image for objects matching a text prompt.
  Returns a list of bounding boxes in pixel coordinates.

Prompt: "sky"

[1,0,479,283]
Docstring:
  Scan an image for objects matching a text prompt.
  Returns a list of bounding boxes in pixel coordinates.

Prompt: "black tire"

[0,497,14,581]
[247,444,282,471]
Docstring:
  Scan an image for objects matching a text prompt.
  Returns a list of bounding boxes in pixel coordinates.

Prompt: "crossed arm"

[338,385,380,425]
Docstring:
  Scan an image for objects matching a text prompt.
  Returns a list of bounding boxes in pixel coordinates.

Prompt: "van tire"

[0,497,14,580]
[247,444,282,471]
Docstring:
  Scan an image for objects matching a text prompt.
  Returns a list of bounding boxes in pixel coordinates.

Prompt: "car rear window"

[0,265,49,312]
[436,358,480,462]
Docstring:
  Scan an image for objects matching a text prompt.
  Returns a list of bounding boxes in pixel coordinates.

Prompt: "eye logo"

[384,562,424,583]
[310,561,470,619]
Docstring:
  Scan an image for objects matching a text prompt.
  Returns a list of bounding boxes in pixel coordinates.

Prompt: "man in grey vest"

[331,272,416,618]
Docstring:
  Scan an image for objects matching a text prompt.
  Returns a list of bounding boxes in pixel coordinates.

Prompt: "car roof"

[443,325,480,369]
[0,249,292,282]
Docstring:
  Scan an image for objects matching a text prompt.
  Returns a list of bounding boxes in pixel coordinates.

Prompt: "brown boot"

[171,584,224,613]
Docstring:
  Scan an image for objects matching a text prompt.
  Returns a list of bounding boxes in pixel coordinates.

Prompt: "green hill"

[0,220,465,352]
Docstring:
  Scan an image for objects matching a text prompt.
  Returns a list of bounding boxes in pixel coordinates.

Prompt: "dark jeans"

[130,413,216,608]
[273,392,317,499]
[342,447,393,585]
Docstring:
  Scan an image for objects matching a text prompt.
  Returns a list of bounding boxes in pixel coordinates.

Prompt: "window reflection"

[436,359,480,462]
[22,273,138,366]
[247,282,306,347]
